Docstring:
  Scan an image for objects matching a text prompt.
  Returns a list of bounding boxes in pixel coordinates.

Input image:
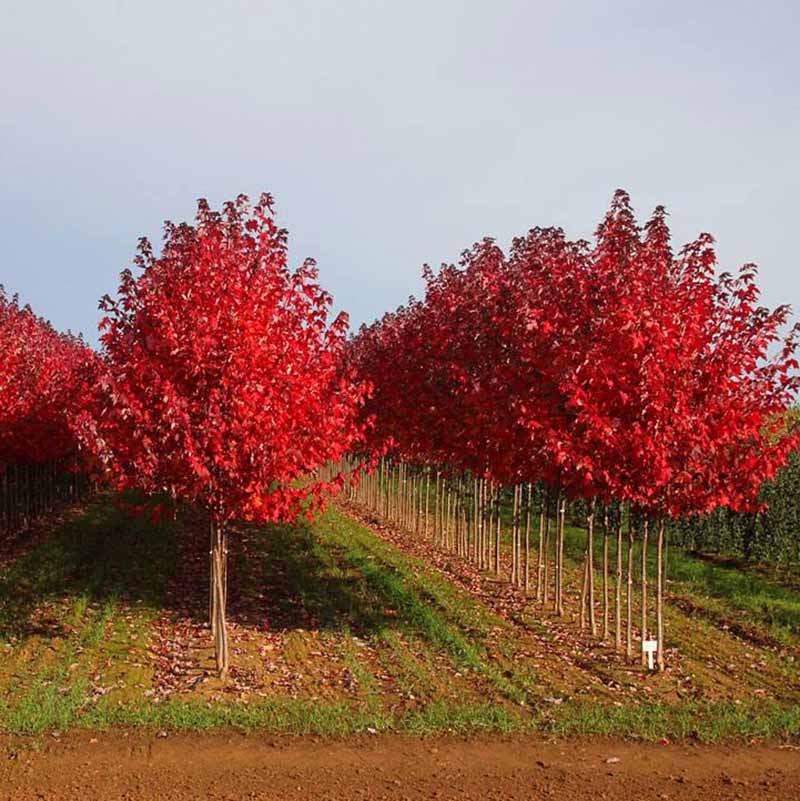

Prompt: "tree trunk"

[477,478,484,568]
[626,519,634,660]
[495,485,502,576]
[554,494,560,613]
[424,467,430,537]
[657,518,665,671]
[602,507,609,641]
[472,477,479,565]
[580,554,589,631]
[209,517,215,635]
[524,483,532,593]
[588,500,596,636]
[538,490,548,603]
[615,516,623,651]
[556,496,565,616]
[210,515,229,677]
[511,485,519,584]
[641,518,649,667]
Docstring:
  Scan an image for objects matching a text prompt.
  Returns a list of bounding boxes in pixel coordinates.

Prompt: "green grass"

[2,654,88,735]
[421,479,800,647]
[76,696,523,737]
[0,495,799,740]
[662,553,800,644]
[544,700,800,742]
[318,510,529,703]
[550,515,800,647]
[381,476,800,646]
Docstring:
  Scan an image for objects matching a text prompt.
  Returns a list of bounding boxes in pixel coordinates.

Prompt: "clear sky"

[2,1,798,343]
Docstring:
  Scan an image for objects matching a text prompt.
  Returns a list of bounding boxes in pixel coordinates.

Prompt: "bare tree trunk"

[477,478,484,568]
[603,507,610,641]
[478,477,483,566]
[615,514,623,651]
[443,479,450,550]
[556,496,565,617]
[657,518,665,671]
[472,477,479,565]
[524,483,532,593]
[537,490,547,602]
[495,484,502,576]
[461,479,468,558]
[588,500,597,636]
[641,518,649,667]
[580,554,589,630]
[626,518,634,660]
[543,493,551,605]
[210,515,229,677]
[209,516,215,636]
[483,479,490,570]
[414,468,421,535]
[511,485,519,584]
[554,494,560,613]
[402,462,408,529]
[424,467,430,538]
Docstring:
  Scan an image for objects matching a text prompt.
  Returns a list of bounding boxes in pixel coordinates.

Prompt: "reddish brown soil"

[2,732,799,801]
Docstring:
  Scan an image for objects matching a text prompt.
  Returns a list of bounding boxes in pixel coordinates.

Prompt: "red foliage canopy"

[350,191,800,518]
[0,288,94,468]
[78,194,366,523]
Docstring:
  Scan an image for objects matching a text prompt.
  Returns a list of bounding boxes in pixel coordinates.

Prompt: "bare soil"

[2,731,800,800]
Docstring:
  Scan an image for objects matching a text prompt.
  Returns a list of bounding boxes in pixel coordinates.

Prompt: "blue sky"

[2,1,798,343]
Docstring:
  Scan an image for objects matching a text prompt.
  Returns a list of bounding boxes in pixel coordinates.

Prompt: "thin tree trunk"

[626,518,634,660]
[495,484,502,576]
[524,483,532,593]
[511,485,519,583]
[641,518,649,667]
[537,490,547,603]
[553,493,560,612]
[657,518,665,671]
[424,467,431,537]
[588,499,597,636]
[615,514,623,651]
[603,507,610,641]
[542,496,550,605]
[209,516,216,636]
[435,471,441,543]
[476,478,483,567]
[472,477,479,565]
[210,515,229,677]
[580,547,589,631]
[482,481,489,568]
[556,496,565,616]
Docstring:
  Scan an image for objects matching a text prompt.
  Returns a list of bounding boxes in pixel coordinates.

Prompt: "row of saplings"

[335,457,672,671]
[4,190,796,681]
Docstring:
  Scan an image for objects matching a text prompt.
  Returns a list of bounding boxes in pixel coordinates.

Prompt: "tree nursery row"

[1,190,798,674]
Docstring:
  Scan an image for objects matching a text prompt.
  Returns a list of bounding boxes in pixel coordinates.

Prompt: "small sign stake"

[643,639,658,671]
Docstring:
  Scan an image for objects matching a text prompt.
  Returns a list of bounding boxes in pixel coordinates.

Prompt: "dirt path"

[2,732,799,800]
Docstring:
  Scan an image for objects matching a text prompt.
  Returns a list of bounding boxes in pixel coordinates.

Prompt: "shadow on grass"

[0,496,405,643]
[224,518,396,635]
[0,497,177,640]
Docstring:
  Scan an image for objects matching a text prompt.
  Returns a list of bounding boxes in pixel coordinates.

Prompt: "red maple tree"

[78,194,366,674]
[0,287,94,469]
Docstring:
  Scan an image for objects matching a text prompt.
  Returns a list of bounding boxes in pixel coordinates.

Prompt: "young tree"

[79,194,366,675]
[0,288,93,467]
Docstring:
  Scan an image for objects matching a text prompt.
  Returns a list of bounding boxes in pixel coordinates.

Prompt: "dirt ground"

[2,732,799,801]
